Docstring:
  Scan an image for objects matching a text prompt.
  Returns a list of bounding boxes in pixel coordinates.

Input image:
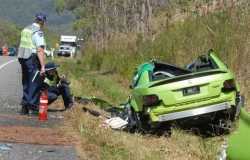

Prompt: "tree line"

[55,0,242,49]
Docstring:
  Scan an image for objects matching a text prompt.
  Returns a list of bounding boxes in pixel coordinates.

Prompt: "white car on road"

[58,45,76,58]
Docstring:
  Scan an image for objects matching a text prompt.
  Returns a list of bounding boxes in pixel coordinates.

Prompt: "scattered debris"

[104,117,128,130]
[77,96,130,130]
[82,107,103,118]
[74,97,91,105]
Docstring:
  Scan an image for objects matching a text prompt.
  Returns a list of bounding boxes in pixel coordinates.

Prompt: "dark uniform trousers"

[48,82,73,108]
[18,55,42,110]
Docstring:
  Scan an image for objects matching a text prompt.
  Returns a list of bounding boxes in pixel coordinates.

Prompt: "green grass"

[66,104,222,160]
[55,58,129,105]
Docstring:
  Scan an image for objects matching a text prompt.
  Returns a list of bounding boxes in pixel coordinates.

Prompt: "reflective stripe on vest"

[44,77,57,86]
[18,25,39,59]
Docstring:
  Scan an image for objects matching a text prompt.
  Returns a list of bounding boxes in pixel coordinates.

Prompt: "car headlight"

[217,142,228,160]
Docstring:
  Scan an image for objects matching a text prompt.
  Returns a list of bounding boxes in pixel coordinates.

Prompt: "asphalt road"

[0,57,21,113]
[0,56,78,160]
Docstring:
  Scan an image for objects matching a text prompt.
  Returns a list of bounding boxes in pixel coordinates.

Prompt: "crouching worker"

[44,62,74,110]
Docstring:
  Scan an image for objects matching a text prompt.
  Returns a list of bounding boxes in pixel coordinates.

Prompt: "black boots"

[20,105,29,115]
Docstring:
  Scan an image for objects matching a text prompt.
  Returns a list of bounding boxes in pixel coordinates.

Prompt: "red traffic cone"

[39,90,48,121]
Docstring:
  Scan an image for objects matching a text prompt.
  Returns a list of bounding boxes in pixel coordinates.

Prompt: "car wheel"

[210,109,236,135]
[122,104,146,133]
[235,95,245,119]
[227,95,245,123]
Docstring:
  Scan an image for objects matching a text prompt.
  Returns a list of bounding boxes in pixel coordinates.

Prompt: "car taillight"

[222,79,236,92]
[143,95,160,107]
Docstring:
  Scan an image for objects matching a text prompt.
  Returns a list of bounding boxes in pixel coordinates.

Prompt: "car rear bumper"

[157,102,231,122]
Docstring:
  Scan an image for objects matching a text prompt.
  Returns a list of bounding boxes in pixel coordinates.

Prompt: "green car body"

[129,50,240,124]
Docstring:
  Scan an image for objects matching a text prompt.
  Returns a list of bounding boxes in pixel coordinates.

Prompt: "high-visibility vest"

[18,24,40,59]
[44,76,59,87]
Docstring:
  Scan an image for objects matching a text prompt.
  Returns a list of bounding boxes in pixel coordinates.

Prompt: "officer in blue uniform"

[18,13,47,114]
[44,62,74,110]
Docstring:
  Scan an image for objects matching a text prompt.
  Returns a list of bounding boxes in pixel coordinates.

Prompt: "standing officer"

[18,13,47,114]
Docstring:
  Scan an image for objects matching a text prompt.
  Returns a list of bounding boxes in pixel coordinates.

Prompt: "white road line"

[0,59,18,71]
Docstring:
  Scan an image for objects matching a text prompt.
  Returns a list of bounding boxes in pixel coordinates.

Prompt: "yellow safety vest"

[18,25,40,59]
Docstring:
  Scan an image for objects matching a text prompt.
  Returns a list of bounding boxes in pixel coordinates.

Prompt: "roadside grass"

[64,104,223,160]
[55,58,130,105]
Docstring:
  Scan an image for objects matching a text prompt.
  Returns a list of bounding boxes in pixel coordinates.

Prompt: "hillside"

[0,18,59,47]
[0,19,20,46]
[0,0,74,33]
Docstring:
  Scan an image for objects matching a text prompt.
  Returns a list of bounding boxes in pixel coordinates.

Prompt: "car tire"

[122,103,147,133]
[228,95,245,122]
[235,95,245,119]
[125,104,169,134]
[212,106,240,135]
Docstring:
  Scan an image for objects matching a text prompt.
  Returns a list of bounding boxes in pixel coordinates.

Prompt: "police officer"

[18,13,47,114]
[44,62,73,110]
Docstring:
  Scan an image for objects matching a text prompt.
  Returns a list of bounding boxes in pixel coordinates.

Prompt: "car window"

[152,62,191,81]
[186,55,218,72]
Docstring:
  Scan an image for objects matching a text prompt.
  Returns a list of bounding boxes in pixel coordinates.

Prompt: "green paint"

[130,52,239,122]
[227,108,250,160]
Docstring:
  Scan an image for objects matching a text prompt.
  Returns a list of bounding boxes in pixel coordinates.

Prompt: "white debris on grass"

[104,117,128,130]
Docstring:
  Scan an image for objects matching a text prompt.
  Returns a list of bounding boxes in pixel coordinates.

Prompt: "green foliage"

[55,0,65,14]
[0,19,20,46]
[0,0,74,33]
[43,28,60,49]
[80,6,249,75]
[57,0,170,41]
[73,18,95,38]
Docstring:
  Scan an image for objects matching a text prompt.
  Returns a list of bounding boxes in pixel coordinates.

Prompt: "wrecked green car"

[127,50,243,129]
